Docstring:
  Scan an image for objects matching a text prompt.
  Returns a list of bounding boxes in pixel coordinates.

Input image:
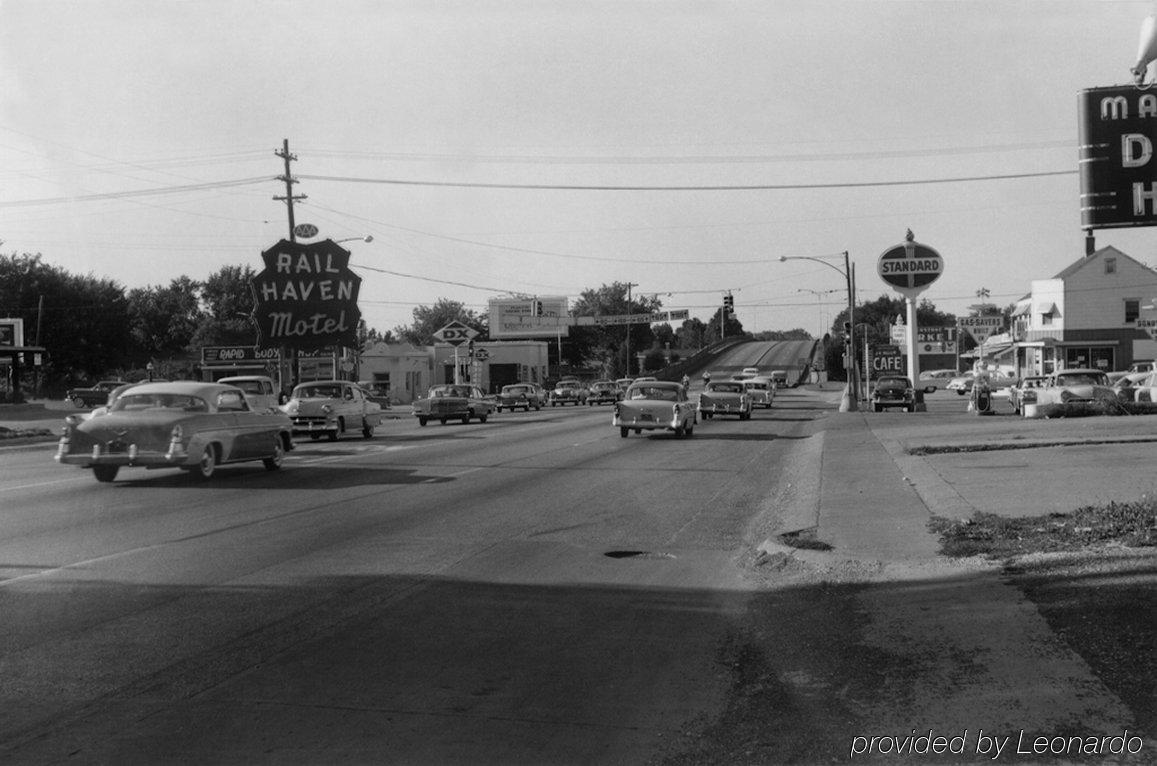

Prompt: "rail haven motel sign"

[1079,85,1157,229]
[250,239,362,351]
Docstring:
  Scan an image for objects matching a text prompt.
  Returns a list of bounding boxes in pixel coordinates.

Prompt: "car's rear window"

[112,393,208,412]
[629,386,678,401]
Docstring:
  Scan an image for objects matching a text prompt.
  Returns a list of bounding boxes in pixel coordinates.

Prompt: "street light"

[779,251,857,412]
[335,235,374,244]
[797,288,841,338]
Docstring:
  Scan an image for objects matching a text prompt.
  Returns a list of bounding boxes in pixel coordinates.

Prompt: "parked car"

[1020,368,1116,418]
[550,378,588,406]
[217,375,281,413]
[412,384,495,425]
[495,383,545,412]
[917,368,958,393]
[1008,375,1050,414]
[66,380,129,409]
[870,375,917,412]
[946,372,975,395]
[741,367,760,376]
[742,377,775,408]
[280,380,383,440]
[357,381,393,409]
[586,380,620,405]
[613,380,697,438]
[55,381,294,483]
[698,380,752,420]
[947,370,1015,395]
[1109,360,1156,383]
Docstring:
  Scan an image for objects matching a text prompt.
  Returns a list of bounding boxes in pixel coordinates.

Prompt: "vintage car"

[586,380,620,405]
[870,375,917,412]
[613,380,697,438]
[742,377,775,408]
[947,370,1014,395]
[55,381,294,483]
[1108,360,1156,383]
[495,383,545,412]
[413,383,495,425]
[1020,368,1116,418]
[917,368,958,393]
[357,380,393,409]
[217,375,281,413]
[550,378,588,406]
[698,380,752,420]
[66,379,129,409]
[1008,375,1050,414]
[280,380,383,440]
[769,370,789,388]
[614,378,635,396]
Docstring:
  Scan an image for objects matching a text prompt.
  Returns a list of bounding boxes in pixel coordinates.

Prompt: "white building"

[1010,246,1157,376]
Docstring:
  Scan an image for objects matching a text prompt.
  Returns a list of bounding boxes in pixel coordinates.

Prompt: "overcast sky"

[2,0,1156,337]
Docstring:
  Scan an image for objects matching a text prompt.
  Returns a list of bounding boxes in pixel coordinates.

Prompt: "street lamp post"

[335,235,374,244]
[779,251,857,412]
[797,288,841,338]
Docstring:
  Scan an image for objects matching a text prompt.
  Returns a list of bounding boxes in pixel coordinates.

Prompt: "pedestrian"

[701,371,711,386]
[681,374,690,389]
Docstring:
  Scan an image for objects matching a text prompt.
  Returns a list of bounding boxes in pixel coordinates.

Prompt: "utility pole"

[274,139,306,242]
[625,282,638,376]
[273,139,307,389]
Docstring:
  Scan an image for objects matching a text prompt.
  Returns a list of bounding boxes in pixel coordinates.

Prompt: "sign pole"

[453,345,460,384]
[906,297,919,385]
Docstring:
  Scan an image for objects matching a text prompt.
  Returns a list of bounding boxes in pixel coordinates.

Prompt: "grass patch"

[929,501,1157,557]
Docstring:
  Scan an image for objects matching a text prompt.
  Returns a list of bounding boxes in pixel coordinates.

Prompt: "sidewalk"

[763,384,1157,566]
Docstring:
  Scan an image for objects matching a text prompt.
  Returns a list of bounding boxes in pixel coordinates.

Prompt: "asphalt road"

[0,389,816,764]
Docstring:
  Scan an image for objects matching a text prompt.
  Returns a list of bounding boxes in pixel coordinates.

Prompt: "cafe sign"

[250,239,362,351]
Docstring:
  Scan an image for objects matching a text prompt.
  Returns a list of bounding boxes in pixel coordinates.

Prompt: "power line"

[298,169,1076,192]
[0,177,272,208]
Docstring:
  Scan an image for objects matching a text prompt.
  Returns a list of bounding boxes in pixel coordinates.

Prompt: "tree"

[0,251,132,388]
[702,306,745,344]
[125,277,204,364]
[676,318,709,350]
[394,299,486,346]
[568,283,663,376]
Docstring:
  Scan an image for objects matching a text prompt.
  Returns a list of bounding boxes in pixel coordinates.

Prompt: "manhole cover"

[604,550,676,560]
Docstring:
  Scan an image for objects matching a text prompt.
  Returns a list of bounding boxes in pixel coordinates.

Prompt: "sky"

[2,0,1157,338]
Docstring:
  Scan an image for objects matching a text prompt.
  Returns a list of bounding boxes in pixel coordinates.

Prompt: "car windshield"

[629,386,678,401]
[431,386,473,398]
[502,386,529,394]
[745,382,768,390]
[111,393,208,412]
[1055,373,1107,386]
[707,383,744,393]
[231,381,263,394]
[296,385,342,399]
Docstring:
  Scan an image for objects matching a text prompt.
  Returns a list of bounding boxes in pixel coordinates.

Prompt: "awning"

[1011,301,1031,317]
[1038,302,1058,315]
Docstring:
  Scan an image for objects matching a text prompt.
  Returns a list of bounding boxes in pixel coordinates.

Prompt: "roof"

[1050,245,1139,281]
[118,381,236,397]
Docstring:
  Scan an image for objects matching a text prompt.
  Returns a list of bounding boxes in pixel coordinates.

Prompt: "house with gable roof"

[1009,246,1157,376]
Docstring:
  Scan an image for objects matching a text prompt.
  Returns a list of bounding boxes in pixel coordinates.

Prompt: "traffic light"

[723,293,734,316]
[533,300,543,316]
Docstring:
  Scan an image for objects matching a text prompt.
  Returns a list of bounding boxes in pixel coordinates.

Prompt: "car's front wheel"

[193,445,217,480]
[263,438,284,470]
[620,427,629,438]
[73,396,87,409]
[418,417,428,426]
[93,465,119,483]
[362,420,374,439]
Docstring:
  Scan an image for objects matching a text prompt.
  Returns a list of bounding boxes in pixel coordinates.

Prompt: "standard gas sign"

[878,231,943,298]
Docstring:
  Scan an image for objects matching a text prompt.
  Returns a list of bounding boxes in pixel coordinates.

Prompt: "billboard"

[489,297,570,339]
[0,318,23,347]
[1078,85,1157,229]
